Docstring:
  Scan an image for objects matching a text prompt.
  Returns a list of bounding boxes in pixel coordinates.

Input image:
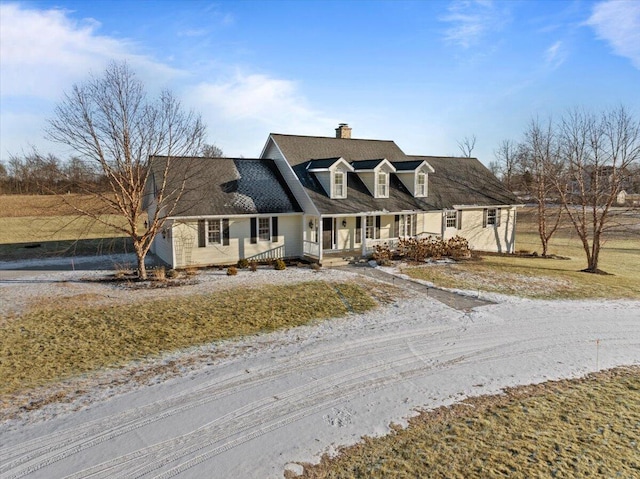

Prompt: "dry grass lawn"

[295,367,640,478]
[404,208,640,299]
[0,281,377,396]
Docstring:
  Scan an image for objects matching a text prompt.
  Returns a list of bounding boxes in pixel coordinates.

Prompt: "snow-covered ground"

[1,262,639,478]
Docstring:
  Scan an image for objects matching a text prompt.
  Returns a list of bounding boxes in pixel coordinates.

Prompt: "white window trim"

[333,171,346,199]
[445,210,458,229]
[365,216,375,240]
[398,214,417,237]
[485,208,500,227]
[258,217,271,241]
[377,171,389,198]
[207,218,223,244]
[416,172,427,197]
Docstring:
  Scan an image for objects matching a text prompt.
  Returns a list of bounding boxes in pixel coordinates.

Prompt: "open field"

[296,367,640,478]
[0,194,111,218]
[0,195,141,260]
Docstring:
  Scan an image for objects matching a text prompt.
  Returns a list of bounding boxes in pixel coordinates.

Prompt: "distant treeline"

[0,153,110,195]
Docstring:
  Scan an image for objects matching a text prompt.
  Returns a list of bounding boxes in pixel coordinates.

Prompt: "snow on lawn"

[1,262,639,478]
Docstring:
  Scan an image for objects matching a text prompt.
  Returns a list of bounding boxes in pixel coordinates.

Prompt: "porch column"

[361,214,366,257]
[318,216,323,263]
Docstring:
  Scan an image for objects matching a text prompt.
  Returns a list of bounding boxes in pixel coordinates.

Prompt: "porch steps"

[320,257,352,268]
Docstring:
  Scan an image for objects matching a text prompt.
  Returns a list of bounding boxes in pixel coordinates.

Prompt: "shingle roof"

[270,134,409,165]
[269,134,517,214]
[149,156,301,217]
[408,155,518,207]
[307,158,343,170]
[393,160,429,171]
[350,159,387,170]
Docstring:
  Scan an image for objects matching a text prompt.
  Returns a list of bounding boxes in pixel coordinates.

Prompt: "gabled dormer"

[392,160,435,198]
[351,158,397,199]
[307,157,355,199]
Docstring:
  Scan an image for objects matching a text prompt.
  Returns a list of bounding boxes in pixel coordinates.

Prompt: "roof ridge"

[269,132,398,143]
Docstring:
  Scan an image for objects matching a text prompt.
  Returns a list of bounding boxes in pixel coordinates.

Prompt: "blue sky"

[1,0,639,166]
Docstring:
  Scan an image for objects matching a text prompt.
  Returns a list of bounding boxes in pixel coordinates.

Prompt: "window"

[334,171,345,198]
[398,214,417,237]
[416,172,427,196]
[208,219,222,244]
[198,219,229,247]
[377,171,388,197]
[365,216,380,239]
[446,211,457,229]
[258,217,270,241]
[484,208,500,227]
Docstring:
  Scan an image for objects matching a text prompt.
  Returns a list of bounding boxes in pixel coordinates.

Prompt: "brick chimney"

[335,123,352,139]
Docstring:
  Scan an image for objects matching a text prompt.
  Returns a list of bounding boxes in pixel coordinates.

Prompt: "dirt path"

[1,289,639,478]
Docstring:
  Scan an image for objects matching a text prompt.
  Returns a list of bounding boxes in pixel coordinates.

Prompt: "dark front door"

[322,217,333,250]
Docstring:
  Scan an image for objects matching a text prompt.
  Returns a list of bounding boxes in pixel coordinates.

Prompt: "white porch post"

[361,214,366,257]
[318,216,323,263]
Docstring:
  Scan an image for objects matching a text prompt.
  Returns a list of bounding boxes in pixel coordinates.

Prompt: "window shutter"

[496,208,502,227]
[375,215,381,239]
[483,209,488,228]
[355,216,362,242]
[272,216,278,242]
[394,215,400,237]
[456,211,462,230]
[198,220,206,247]
[222,219,230,246]
[250,217,257,244]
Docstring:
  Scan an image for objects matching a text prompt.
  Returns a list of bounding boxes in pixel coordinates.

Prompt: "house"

[148,125,520,268]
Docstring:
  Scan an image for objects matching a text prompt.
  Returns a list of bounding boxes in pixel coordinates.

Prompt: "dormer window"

[416,172,427,197]
[334,171,346,198]
[377,171,388,198]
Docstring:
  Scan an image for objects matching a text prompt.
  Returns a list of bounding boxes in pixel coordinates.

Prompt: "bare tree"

[200,143,224,158]
[493,139,519,191]
[457,134,476,157]
[520,118,564,257]
[47,61,206,280]
[555,106,640,273]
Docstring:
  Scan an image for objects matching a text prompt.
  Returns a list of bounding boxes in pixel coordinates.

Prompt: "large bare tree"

[520,118,564,257]
[47,61,206,280]
[555,106,640,273]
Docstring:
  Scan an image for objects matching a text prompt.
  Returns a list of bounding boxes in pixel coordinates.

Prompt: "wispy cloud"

[545,40,566,69]
[0,2,182,100]
[184,73,335,155]
[440,0,507,48]
[585,0,640,69]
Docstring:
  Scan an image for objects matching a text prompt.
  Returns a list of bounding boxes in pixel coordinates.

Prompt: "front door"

[322,217,333,250]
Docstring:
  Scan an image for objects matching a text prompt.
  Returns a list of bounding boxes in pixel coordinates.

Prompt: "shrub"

[151,266,166,281]
[237,258,249,269]
[184,266,199,277]
[397,235,470,262]
[249,261,258,272]
[226,266,238,276]
[274,258,287,270]
[166,268,179,279]
[372,243,393,264]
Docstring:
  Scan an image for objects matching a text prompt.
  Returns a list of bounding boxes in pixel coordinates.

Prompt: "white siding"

[152,221,174,266]
[420,211,443,237]
[446,208,516,253]
[171,215,303,268]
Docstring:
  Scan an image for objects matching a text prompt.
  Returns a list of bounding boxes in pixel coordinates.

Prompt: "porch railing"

[363,237,400,255]
[303,240,320,258]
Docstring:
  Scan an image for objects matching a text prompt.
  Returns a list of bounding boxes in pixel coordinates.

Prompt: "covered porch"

[302,212,433,263]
